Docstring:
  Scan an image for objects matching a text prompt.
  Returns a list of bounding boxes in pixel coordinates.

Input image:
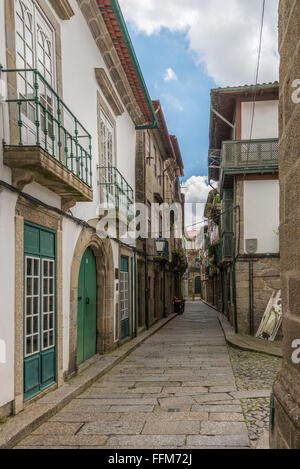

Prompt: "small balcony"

[1,67,93,205]
[97,166,134,221]
[220,138,278,190]
[222,138,278,171]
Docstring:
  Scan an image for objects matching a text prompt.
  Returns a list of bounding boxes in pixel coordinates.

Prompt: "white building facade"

[0,0,158,416]
[206,83,281,335]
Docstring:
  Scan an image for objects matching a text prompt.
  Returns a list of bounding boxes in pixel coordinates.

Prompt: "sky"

[118,0,279,227]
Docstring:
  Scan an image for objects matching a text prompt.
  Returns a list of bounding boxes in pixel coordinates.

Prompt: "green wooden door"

[120,256,130,340]
[195,276,201,295]
[24,223,56,402]
[77,248,97,364]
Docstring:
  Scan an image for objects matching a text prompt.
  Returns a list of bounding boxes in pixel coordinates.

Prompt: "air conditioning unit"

[246,239,258,254]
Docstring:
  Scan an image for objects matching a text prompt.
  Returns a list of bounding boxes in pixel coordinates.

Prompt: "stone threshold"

[200,299,282,358]
[0,314,177,450]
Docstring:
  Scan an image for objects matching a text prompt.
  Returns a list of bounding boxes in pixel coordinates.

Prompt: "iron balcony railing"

[208,148,221,181]
[221,138,278,170]
[1,67,92,187]
[98,166,134,220]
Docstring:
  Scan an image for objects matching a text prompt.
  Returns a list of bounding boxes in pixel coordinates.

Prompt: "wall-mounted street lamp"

[155,237,167,255]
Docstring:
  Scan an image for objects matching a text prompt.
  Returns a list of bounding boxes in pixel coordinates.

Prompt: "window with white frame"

[25,256,55,357]
[25,256,40,357]
[42,259,55,350]
[15,0,55,143]
[120,271,129,321]
[100,109,114,198]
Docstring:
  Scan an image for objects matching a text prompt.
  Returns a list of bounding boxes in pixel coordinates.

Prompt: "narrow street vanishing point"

[14,302,279,449]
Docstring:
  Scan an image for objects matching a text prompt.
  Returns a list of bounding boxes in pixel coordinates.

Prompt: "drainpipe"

[145,245,149,329]
[232,178,238,333]
[134,252,138,337]
[131,256,134,337]
[109,1,159,130]
[143,130,149,330]
[232,236,238,334]
[163,262,166,317]
[249,260,254,336]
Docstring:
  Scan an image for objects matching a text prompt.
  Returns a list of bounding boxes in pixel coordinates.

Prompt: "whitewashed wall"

[0,191,17,408]
[241,100,278,140]
[0,0,138,407]
[61,218,82,372]
[58,0,136,224]
[0,0,14,410]
[244,180,279,254]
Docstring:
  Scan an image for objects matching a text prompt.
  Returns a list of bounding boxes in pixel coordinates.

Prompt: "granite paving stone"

[200,421,247,435]
[142,419,200,435]
[14,302,250,449]
[187,434,250,448]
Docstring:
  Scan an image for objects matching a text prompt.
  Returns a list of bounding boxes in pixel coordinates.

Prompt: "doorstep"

[0,313,177,449]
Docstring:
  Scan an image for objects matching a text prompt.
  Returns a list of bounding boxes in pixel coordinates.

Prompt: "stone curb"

[0,314,177,449]
[217,312,282,358]
[200,299,282,358]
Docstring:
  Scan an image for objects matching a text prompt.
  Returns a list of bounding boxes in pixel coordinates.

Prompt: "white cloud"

[161,93,184,112]
[164,67,178,82]
[182,176,211,229]
[119,0,279,86]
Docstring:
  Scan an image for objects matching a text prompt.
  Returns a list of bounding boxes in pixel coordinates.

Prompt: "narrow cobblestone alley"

[14,302,274,449]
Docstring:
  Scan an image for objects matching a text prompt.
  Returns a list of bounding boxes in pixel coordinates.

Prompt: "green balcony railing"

[98,166,134,220]
[1,66,92,187]
[222,138,278,171]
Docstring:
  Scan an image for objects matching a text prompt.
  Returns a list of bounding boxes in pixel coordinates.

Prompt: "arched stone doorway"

[68,226,114,375]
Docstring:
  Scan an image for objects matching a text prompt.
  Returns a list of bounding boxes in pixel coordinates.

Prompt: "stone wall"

[271,0,300,449]
[235,256,281,335]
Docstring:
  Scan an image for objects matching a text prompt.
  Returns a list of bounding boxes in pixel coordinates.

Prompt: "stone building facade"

[183,230,203,299]
[135,101,185,329]
[270,0,300,449]
[203,83,281,336]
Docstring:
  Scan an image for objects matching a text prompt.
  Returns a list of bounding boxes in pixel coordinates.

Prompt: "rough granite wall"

[235,257,281,335]
[271,0,300,449]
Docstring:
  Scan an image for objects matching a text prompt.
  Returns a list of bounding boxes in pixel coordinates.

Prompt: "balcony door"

[100,109,115,207]
[15,0,55,147]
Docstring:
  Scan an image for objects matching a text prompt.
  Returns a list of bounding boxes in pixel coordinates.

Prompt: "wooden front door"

[23,222,56,401]
[77,248,97,364]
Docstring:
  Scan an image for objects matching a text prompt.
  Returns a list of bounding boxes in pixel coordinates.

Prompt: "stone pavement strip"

[13,301,251,449]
